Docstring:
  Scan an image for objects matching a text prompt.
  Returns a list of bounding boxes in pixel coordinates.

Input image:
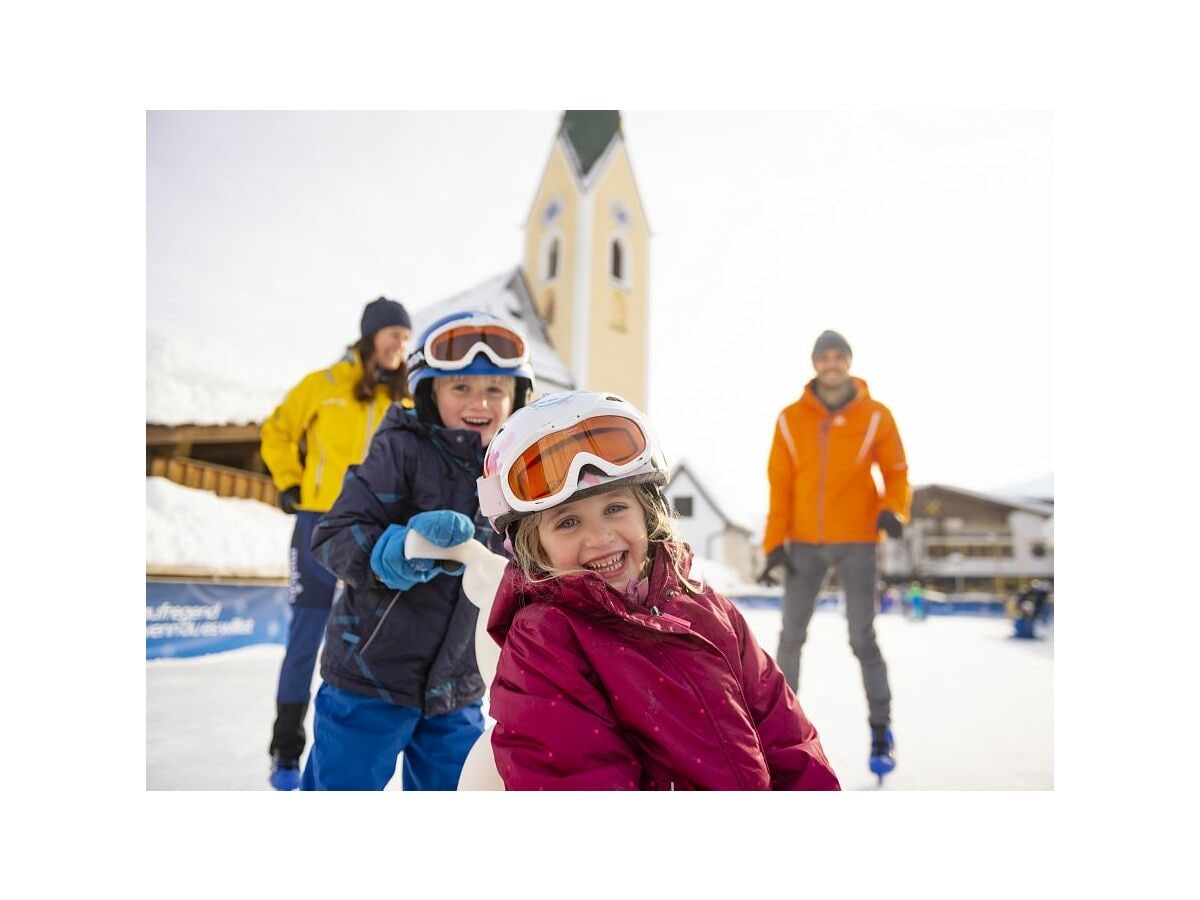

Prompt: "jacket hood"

[488,540,695,646]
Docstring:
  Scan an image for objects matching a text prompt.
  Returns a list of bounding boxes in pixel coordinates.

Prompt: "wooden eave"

[147,423,264,446]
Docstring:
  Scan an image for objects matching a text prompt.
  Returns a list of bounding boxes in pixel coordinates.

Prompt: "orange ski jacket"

[763,376,910,551]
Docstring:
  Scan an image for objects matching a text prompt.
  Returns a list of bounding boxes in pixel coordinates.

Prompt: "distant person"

[259,297,413,790]
[1013,585,1037,638]
[1030,579,1050,623]
[300,312,534,790]
[1013,580,1047,638]
[880,584,898,615]
[906,581,926,622]
[759,329,911,784]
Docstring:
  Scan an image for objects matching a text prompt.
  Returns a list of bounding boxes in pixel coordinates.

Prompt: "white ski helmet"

[477,390,669,533]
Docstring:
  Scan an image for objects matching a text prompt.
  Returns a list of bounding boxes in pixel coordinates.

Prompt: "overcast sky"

[147,110,1051,527]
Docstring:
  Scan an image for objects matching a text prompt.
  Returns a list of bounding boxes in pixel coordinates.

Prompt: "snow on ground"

[147,608,1052,791]
[147,477,292,577]
[146,479,1052,790]
[688,555,766,597]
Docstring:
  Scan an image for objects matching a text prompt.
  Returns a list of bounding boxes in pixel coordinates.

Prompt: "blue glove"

[369,510,475,590]
[408,509,475,550]
[405,509,476,577]
[370,525,430,590]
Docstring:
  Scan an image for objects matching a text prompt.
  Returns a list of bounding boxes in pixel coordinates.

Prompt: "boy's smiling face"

[433,375,515,447]
[535,486,649,589]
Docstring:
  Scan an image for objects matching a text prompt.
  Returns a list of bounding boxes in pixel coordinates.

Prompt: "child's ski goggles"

[408,314,529,373]
[478,411,654,517]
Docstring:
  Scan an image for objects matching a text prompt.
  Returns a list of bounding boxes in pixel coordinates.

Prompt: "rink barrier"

[146,579,291,659]
[146,581,1032,660]
[729,593,1017,618]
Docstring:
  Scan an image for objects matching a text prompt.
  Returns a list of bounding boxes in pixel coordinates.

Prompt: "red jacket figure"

[487,541,841,791]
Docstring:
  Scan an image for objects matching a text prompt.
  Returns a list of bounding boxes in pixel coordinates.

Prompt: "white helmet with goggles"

[478,390,669,533]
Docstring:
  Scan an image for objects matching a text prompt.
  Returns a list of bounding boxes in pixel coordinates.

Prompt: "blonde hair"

[511,482,702,591]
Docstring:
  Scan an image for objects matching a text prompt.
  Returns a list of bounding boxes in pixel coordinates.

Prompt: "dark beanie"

[812,329,852,360]
[360,297,412,340]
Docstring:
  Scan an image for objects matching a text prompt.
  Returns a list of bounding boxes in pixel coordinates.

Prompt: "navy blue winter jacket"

[312,406,504,715]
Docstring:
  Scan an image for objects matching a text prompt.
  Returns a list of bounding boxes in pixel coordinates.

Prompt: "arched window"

[539,229,562,283]
[609,234,631,290]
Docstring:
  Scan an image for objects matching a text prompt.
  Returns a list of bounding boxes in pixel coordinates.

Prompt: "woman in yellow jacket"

[260,297,413,789]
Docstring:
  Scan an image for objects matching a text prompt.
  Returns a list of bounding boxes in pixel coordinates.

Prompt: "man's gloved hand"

[757,545,793,587]
[876,510,904,539]
[277,486,301,515]
[370,510,475,590]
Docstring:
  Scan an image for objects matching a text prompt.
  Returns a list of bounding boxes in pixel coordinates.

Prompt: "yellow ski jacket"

[260,352,406,512]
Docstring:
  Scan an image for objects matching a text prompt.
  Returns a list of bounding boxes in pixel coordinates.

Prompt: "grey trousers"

[777,542,892,728]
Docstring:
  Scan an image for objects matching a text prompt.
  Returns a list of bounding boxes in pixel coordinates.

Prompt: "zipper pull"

[650,605,662,617]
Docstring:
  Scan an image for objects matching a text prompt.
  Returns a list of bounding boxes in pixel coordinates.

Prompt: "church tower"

[522,111,651,410]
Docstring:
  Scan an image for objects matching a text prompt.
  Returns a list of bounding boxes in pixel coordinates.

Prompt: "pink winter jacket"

[486,542,841,791]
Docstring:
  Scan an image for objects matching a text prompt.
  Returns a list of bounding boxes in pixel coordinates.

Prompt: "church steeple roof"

[559,110,622,177]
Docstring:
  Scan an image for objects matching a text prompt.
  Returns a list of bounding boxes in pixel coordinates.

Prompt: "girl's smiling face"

[535,486,649,588]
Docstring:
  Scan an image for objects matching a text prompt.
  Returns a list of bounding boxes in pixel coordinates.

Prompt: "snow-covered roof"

[918,483,1054,517]
[989,472,1054,507]
[147,268,573,428]
[147,329,295,427]
[410,267,574,395]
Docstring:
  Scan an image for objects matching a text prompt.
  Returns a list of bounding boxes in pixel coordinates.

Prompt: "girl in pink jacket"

[476,391,840,791]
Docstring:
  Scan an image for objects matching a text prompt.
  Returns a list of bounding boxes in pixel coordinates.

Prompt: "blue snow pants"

[276,511,338,704]
[299,683,485,791]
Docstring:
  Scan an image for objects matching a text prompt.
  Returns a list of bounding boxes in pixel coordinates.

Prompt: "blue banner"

[146,580,291,659]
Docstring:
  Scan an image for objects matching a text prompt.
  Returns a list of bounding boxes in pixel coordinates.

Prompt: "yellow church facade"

[522,111,651,411]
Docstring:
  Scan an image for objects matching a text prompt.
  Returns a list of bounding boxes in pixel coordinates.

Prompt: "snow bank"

[146,472,769,590]
[689,554,771,597]
[147,477,293,577]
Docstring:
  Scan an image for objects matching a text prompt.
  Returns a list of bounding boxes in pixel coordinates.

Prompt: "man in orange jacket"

[760,329,911,781]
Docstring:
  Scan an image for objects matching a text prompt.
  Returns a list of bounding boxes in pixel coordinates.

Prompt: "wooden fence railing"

[148,455,279,507]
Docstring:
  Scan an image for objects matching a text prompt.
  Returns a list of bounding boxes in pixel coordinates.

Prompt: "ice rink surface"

[147,607,1052,790]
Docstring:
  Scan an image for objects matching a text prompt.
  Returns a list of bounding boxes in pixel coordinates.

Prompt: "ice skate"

[269,755,300,791]
[869,726,895,785]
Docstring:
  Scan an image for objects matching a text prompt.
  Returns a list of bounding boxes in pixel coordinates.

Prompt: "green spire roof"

[559,110,621,177]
